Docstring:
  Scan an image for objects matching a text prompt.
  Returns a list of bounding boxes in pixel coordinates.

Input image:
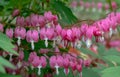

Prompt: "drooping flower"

[6,28,14,39]
[49,55,63,75]
[31,56,47,75]
[30,14,39,27]
[12,9,20,17]
[40,27,55,47]
[44,11,54,22]
[111,1,117,10]
[26,30,39,50]
[28,52,37,63]
[63,56,70,75]
[17,50,24,68]
[97,2,103,12]
[84,59,91,67]
[14,26,26,46]
[38,15,46,28]
[16,16,25,26]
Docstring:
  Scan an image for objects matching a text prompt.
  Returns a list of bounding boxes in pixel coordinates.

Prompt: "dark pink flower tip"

[12,9,20,17]
[77,64,82,72]
[70,61,77,71]
[84,59,91,67]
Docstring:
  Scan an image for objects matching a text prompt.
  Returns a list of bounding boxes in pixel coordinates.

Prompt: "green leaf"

[103,48,120,56]
[0,74,21,77]
[79,48,99,58]
[101,66,120,77]
[24,50,30,61]
[103,55,120,64]
[97,44,106,55]
[0,64,6,73]
[82,67,100,77]
[51,0,77,25]
[0,56,15,69]
[0,32,18,55]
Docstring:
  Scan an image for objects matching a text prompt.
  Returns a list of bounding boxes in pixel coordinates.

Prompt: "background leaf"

[0,64,6,73]
[0,32,18,55]
[51,0,77,25]
[101,66,120,77]
[0,56,15,69]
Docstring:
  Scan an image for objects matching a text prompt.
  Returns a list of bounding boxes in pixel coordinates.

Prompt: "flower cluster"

[1,10,120,76]
[71,0,117,12]
[1,11,120,50]
[28,51,91,76]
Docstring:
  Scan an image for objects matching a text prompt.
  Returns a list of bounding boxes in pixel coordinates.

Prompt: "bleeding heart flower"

[30,14,39,27]
[26,30,39,50]
[12,9,20,17]
[55,24,62,35]
[38,15,45,27]
[28,52,37,63]
[16,16,25,26]
[6,28,14,39]
[50,55,63,75]
[40,27,55,47]
[63,57,70,75]
[44,11,54,22]
[14,26,26,46]
[97,2,102,12]
[111,1,117,10]
[84,59,91,67]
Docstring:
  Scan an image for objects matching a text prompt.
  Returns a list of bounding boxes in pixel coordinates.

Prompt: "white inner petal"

[38,65,42,75]
[31,40,34,50]
[17,37,21,46]
[45,38,48,47]
[55,65,59,75]
[86,39,92,48]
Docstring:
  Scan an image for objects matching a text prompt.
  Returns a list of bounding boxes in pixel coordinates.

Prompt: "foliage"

[0,0,120,77]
